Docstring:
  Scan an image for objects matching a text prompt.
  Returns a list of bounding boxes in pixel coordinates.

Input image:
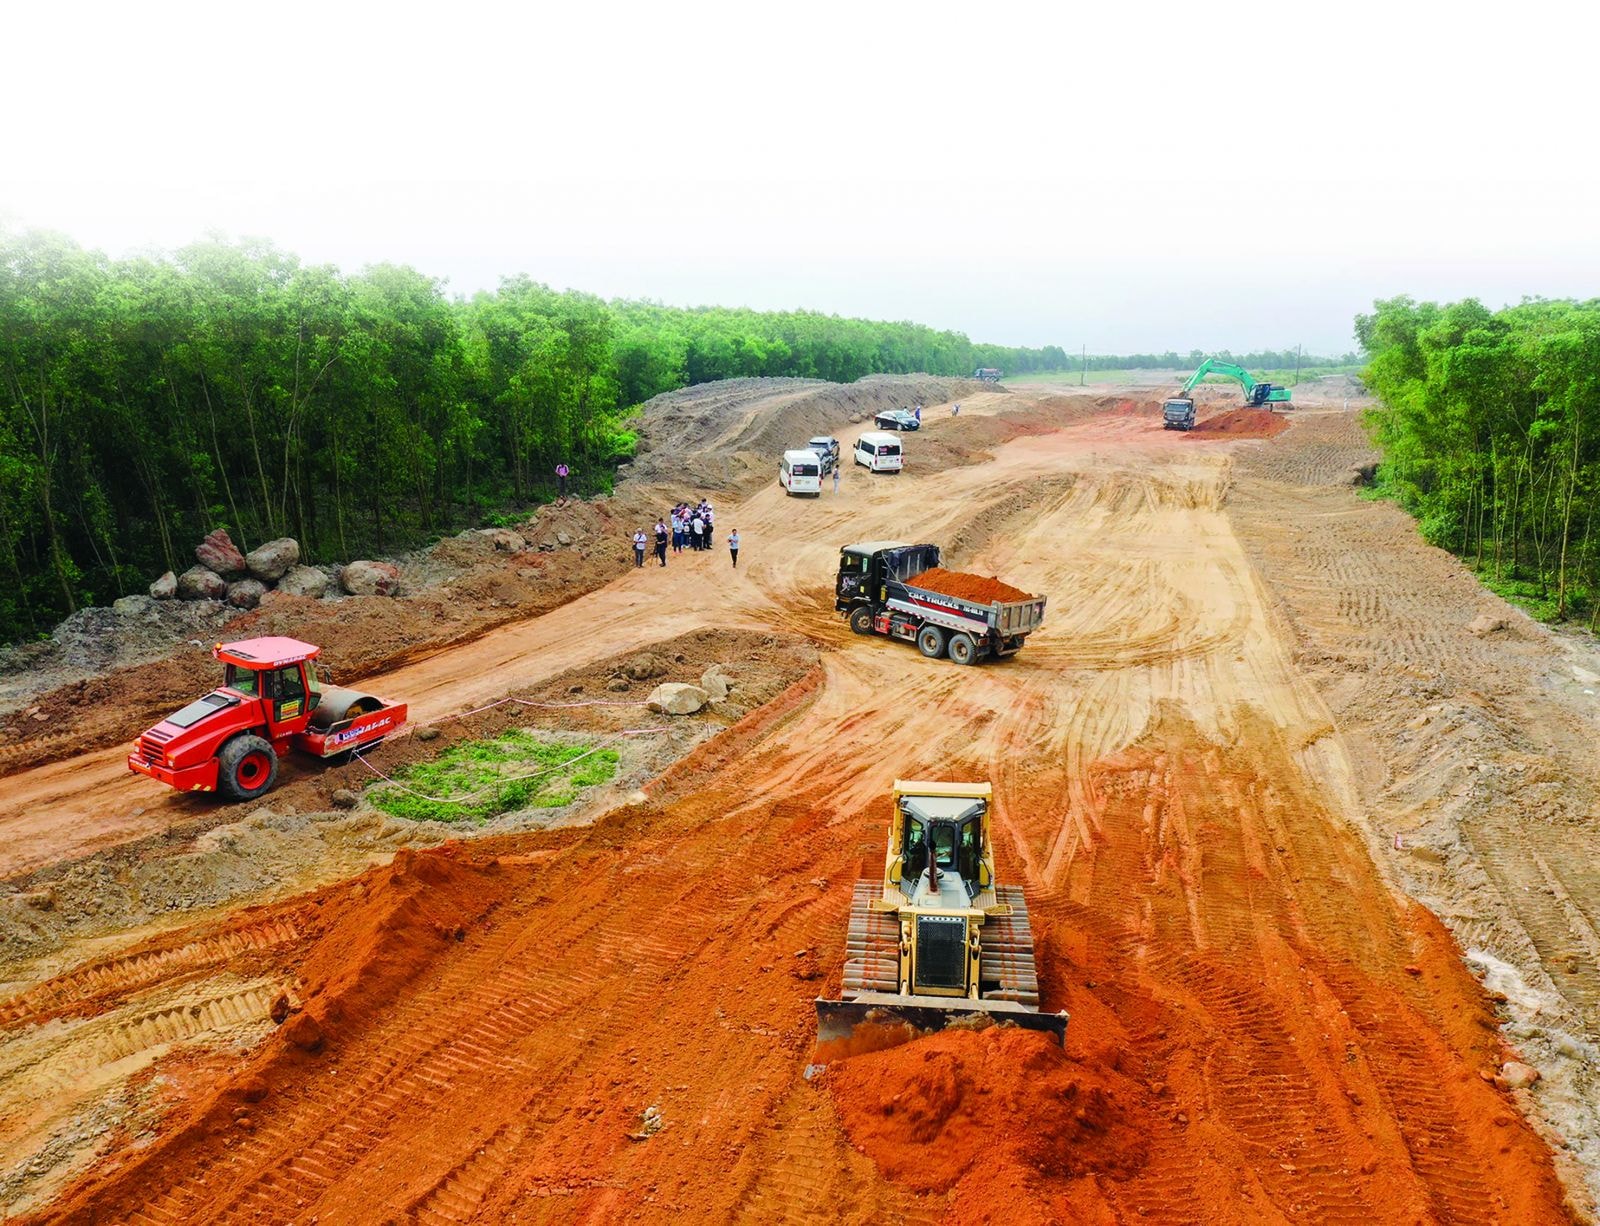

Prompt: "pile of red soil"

[1188,408,1290,439]
[907,568,1036,604]
[826,1027,1149,1205]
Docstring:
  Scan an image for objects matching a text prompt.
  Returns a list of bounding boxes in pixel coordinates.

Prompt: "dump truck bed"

[886,575,1047,638]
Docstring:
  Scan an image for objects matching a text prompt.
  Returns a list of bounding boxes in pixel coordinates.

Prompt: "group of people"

[633,499,740,568]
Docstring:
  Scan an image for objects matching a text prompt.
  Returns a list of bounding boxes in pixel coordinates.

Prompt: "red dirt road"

[4,398,1585,1223]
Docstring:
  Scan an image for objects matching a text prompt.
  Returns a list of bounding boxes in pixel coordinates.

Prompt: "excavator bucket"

[814,993,1067,1061]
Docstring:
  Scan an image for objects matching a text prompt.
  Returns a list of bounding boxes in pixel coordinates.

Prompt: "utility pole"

[1293,343,1302,387]
[1080,344,1086,386]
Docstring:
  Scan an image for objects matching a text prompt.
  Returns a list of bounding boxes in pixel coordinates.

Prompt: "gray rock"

[196,528,246,576]
[341,560,401,597]
[226,579,267,609]
[556,531,573,547]
[177,565,228,600]
[278,565,330,599]
[606,678,630,692]
[701,665,734,701]
[647,683,709,716]
[1468,614,1509,637]
[113,594,156,617]
[474,528,526,552]
[627,653,667,681]
[330,788,359,810]
[149,571,178,600]
[246,537,300,582]
[416,726,440,742]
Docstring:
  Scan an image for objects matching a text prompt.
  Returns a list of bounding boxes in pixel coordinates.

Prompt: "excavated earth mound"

[827,1026,1150,1209]
[905,567,1036,604]
[1189,407,1291,439]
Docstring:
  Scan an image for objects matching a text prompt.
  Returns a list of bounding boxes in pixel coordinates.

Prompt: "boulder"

[177,565,228,600]
[113,594,155,617]
[1468,614,1509,637]
[196,528,246,576]
[557,531,573,547]
[1500,1061,1541,1090]
[627,653,667,681]
[279,565,329,599]
[647,683,709,716]
[330,788,359,810]
[246,537,300,582]
[341,560,401,597]
[226,579,267,609]
[149,571,178,600]
[701,664,734,701]
[474,528,526,553]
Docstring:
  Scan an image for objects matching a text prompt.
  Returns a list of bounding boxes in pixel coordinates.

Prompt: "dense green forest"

[0,229,1065,641]
[1360,295,1600,624]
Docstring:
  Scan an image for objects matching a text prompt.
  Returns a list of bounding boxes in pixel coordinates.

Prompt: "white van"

[854,431,903,473]
[780,449,823,495]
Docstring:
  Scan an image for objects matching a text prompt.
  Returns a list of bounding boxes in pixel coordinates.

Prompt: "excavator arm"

[1178,357,1293,407]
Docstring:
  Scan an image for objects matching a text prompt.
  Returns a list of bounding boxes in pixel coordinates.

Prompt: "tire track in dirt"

[12,402,1584,1224]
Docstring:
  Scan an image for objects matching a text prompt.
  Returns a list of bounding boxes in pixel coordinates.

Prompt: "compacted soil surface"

[2,379,1598,1223]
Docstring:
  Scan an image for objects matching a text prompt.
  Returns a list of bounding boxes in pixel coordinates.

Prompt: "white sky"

[4,0,1598,355]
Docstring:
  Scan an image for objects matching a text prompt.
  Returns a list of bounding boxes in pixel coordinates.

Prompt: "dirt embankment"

[1188,406,1290,438]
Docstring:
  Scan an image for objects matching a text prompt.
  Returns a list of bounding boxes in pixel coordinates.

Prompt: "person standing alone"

[632,529,647,568]
[832,465,840,494]
[556,462,570,498]
[728,529,741,568]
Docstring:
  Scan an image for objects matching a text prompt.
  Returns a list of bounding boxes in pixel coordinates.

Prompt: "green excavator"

[1162,358,1292,430]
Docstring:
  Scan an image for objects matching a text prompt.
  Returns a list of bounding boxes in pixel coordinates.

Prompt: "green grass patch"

[368,729,620,824]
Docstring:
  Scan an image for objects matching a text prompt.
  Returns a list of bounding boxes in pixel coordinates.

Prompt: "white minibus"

[780,449,823,495]
[854,431,903,473]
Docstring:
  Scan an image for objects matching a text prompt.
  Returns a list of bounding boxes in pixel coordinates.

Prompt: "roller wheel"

[849,606,875,636]
[916,625,947,658]
[218,734,279,801]
[947,633,978,666]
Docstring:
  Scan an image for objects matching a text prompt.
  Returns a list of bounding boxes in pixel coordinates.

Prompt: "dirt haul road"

[5,390,1598,1223]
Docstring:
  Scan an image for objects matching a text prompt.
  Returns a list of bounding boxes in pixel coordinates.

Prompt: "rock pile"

[148,529,400,608]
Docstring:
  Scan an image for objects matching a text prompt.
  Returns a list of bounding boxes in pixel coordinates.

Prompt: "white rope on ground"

[351,727,667,806]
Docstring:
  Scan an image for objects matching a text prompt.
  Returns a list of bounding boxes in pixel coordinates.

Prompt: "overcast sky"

[4,1,1597,356]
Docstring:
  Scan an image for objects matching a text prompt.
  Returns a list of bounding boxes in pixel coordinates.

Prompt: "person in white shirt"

[632,530,647,567]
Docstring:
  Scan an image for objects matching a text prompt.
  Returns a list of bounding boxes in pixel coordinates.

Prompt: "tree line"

[0,229,1065,642]
[1359,295,1600,624]
[1068,347,1361,373]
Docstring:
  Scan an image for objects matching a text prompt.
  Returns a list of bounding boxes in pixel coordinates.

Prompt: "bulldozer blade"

[814,993,1067,1061]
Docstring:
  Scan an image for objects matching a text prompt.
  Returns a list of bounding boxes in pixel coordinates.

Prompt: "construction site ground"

[2,376,1599,1223]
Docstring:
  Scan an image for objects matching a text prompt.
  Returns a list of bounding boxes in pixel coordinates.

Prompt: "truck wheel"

[916,626,946,658]
[218,734,279,801]
[849,607,875,636]
[947,633,978,666]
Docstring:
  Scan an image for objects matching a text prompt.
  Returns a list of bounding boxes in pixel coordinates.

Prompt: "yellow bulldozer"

[815,779,1067,1051]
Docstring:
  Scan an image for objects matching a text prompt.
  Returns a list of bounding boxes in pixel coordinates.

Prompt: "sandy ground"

[3,379,1599,1222]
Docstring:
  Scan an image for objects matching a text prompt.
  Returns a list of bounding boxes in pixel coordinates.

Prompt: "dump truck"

[1162,398,1196,430]
[973,367,1003,383]
[128,636,407,800]
[815,779,1067,1054]
[836,541,1046,663]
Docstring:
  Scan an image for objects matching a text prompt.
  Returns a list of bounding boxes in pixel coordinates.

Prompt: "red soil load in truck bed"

[906,567,1036,604]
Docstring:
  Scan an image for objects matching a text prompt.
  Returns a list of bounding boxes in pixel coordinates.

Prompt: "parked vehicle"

[854,431,904,473]
[780,448,823,495]
[128,636,407,800]
[835,541,1046,664]
[806,435,842,474]
[874,409,920,431]
[973,367,1002,383]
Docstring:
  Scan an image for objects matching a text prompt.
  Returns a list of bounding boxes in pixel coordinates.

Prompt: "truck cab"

[129,636,405,800]
[1162,397,1196,430]
[835,541,940,611]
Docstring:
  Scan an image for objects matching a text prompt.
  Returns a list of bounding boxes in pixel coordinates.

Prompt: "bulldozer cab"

[895,791,990,906]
